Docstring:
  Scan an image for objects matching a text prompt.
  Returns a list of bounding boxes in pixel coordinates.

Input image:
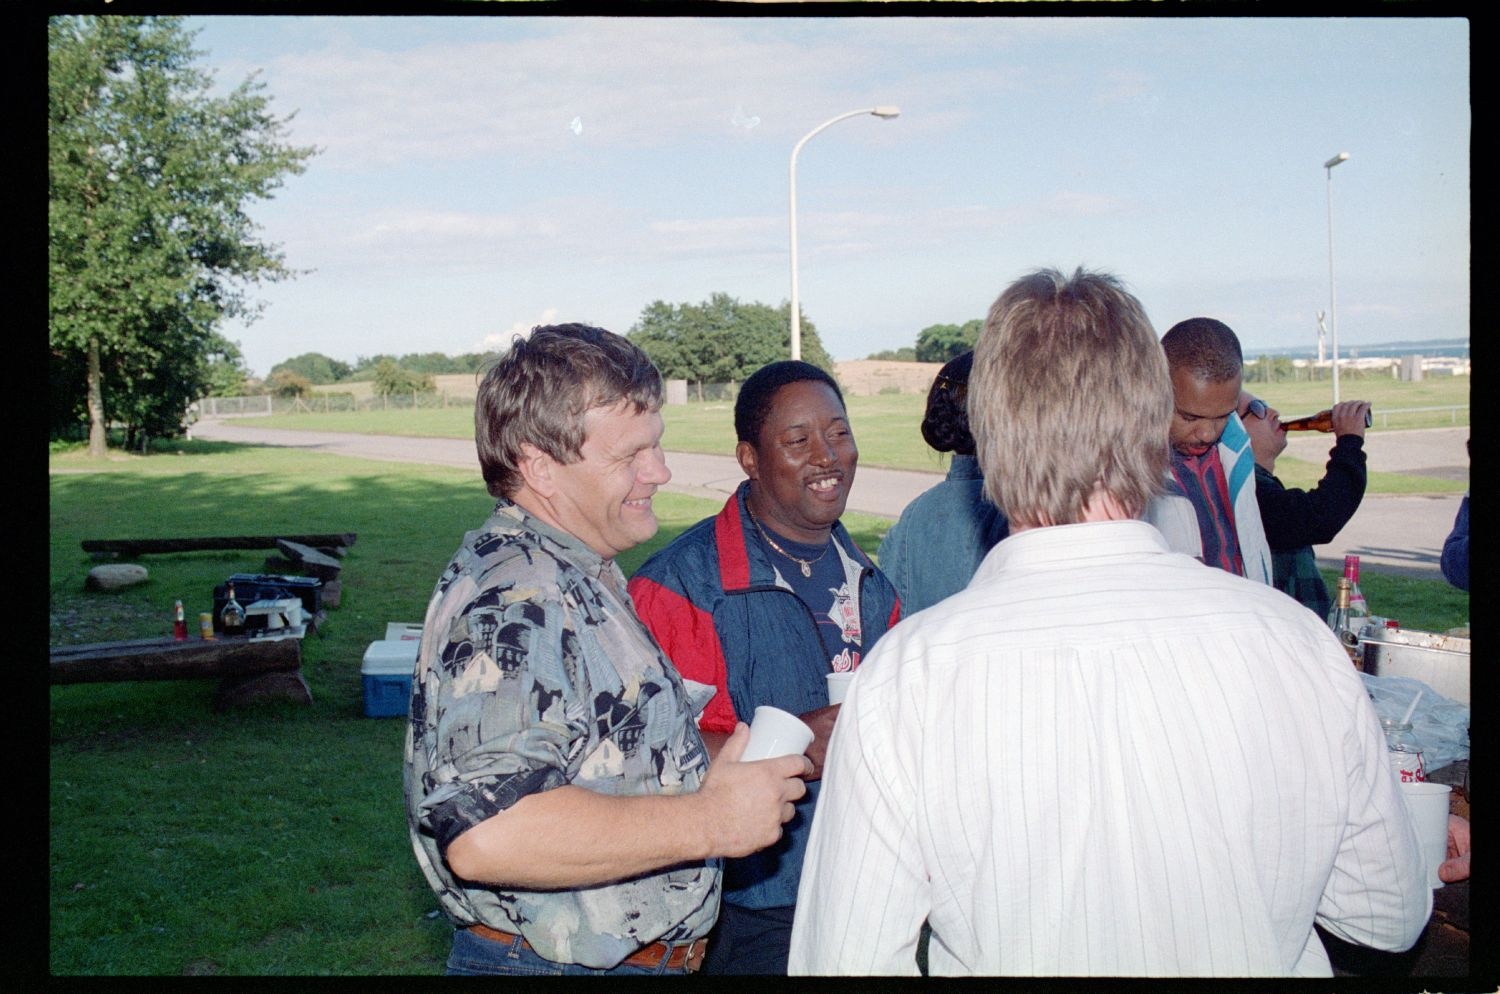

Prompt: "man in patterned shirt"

[404,324,810,976]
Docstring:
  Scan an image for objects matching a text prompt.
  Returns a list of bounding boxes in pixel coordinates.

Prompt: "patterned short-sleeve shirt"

[403,500,720,969]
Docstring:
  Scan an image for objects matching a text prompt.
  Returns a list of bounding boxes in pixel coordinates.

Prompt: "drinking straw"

[1399,689,1424,726]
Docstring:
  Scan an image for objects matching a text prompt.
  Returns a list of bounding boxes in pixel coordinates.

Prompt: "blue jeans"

[702,903,795,975]
[446,926,692,977]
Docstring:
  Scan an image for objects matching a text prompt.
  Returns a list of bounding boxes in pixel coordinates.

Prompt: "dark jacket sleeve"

[1255,435,1367,550]
[1441,493,1469,591]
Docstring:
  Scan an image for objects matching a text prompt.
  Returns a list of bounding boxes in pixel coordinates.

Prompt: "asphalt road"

[192,419,1467,579]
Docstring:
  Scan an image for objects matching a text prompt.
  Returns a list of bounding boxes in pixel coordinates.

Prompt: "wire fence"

[1372,405,1470,429]
[197,383,737,416]
[196,391,475,416]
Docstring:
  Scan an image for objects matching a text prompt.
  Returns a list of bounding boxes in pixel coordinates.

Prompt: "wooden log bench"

[274,539,343,582]
[50,635,311,711]
[82,533,356,559]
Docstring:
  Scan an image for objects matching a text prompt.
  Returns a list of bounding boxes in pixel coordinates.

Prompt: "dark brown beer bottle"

[1280,407,1373,432]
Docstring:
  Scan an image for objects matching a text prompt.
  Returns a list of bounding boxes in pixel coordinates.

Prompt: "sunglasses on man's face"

[1243,398,1269,420]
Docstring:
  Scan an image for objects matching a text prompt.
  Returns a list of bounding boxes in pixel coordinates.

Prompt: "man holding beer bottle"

[1238,391,1372,617]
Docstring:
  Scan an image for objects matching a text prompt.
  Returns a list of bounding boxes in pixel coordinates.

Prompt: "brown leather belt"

[467,922,706,973]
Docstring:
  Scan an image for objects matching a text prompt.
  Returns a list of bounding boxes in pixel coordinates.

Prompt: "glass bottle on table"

[1327,576,1362,668]
[220,581,246,636]
[1326,575,1349,632]
[172,599,188,641]
[1342,555,1370,623]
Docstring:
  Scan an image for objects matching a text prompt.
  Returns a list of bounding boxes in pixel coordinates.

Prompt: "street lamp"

[788,106,900,360]
[1324,151,1349,403]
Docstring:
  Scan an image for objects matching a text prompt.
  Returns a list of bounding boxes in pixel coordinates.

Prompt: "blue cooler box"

[361,639,419,718]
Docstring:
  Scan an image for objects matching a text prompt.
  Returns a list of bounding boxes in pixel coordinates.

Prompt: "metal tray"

[1360,627,1470,704]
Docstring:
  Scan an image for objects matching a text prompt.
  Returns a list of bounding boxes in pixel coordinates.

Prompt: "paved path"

[192,419,1466,579]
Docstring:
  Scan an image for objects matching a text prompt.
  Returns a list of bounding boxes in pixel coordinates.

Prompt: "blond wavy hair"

[969,268,1171,527]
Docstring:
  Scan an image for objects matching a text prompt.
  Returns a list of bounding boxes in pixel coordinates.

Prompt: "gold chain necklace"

[747,505,831,578]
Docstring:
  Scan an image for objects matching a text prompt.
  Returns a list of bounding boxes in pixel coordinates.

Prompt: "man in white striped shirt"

[788,268,1430,976]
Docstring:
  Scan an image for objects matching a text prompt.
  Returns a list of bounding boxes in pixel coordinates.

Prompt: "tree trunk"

[87,337,106,457]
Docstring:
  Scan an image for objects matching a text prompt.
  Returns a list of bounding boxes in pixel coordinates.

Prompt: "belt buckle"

[681,937,705,973]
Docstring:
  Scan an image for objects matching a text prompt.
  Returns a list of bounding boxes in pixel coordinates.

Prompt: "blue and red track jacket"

[627,482,901,909]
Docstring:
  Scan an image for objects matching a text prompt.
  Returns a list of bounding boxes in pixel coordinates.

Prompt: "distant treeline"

[270,351,491,385]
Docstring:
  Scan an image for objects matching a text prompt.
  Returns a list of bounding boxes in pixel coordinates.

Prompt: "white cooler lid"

[362,638,419,675]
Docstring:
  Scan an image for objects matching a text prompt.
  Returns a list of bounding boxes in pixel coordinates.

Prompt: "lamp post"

[788,106,900,360]
[1324,151,1349,403]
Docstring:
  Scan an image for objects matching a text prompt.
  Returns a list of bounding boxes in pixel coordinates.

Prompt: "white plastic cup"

[741,705,814,761]
[1399,781,1452,889]
[826,671,855,706]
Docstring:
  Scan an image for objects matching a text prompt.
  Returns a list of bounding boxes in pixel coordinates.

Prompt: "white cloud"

[223,17,1070,172]
[263,183,1138,285]
[281,197,642,269]
[645,215,782,258]
[473,310,557,355]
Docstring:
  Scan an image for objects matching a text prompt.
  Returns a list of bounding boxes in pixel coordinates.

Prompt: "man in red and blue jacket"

[628,360,901,974]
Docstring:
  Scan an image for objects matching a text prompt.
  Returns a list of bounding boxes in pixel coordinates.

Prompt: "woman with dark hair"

[876,351,1009,614]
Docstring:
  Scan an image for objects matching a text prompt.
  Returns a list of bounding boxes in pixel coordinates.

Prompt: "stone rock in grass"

[85,563,149,591]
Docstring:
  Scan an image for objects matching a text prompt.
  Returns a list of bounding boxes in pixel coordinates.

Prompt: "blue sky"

[183,14,1471,378]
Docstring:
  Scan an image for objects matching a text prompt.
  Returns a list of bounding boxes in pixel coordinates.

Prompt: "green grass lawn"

[49,440,1467,974]
[1241,374,1471,429]
[47,442,890,975]
[1269,458,1460,495]
[248,376,1467,493]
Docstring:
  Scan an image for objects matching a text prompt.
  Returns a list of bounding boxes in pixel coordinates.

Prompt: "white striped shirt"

[788,520,1430,976]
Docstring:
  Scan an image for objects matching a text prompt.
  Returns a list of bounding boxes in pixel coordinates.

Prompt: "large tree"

[628,293,834,399]
[49,15,316,454]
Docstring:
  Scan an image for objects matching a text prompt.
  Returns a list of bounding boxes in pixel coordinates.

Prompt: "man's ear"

[735,439,759,481]
[516,443,556,498]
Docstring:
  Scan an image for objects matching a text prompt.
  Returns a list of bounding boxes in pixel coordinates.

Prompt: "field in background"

[300,361,1471,407]
[303,363,944,401]
[249,376,1469,494]
[309,372,485,403]
[1238,377,1470,428]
